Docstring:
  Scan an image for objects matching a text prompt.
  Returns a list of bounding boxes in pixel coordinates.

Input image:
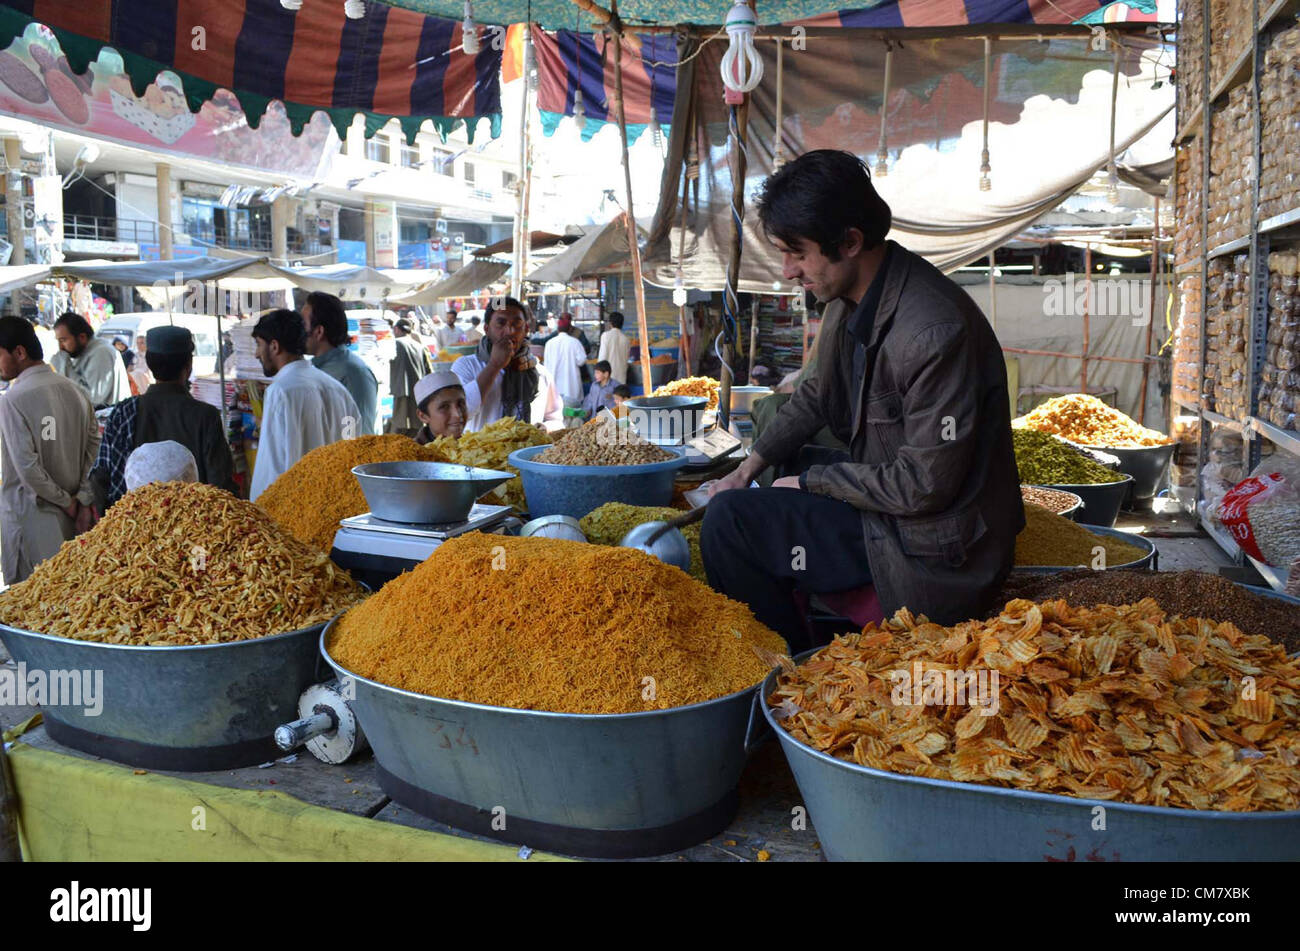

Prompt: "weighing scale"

[330,502,516,588]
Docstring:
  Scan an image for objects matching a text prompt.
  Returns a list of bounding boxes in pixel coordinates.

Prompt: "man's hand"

[487,334,515,371]
[706,449,769,497]
[772,476,802,490]
[63,501,79,520]
[74,502,94,535]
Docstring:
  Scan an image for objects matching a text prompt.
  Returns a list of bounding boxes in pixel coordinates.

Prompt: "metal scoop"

[619,504,709,571]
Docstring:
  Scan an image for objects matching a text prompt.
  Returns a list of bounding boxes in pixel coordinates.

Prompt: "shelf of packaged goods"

[1203,409,1244,431]
[1201,514,1242,559]
[1209,45,1254,104]
[1174,259,1203,275]
[1207,235,1251,260]
[1174,102,1203,144]
[1245,553,1289,593]
[1262,0,1300,33]
[1250,416,1300,456]
[1260,205,1300,235]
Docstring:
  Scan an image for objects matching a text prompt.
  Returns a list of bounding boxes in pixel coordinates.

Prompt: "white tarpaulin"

[391,260,510,305]
[645,31,1174,288]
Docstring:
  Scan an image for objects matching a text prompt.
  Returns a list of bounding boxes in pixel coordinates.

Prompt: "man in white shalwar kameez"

[248,309,360,502]
[0,317,101,584]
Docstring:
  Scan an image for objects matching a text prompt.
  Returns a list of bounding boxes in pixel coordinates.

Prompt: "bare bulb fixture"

[280,0,302,9]
[462,1,480,54]
[344,0,366,19]
[719,1,763,95]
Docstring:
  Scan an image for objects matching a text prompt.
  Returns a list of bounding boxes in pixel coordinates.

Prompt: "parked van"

[95,313,239,378]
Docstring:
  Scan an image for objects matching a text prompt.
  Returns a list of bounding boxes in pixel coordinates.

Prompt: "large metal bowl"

[352,461,512,524]
[321,620,768,858]
[1016,523,1157,572]
[508,444,689,520]
[0,619,330,771]
[727,385,774,415]
[1081,442,1176,502]
[763,650,1300,860]
[625,394,709,445]
[1033,474,1134,528]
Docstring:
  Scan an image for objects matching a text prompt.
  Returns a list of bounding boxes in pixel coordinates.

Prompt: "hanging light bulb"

[462,1,480,54]
[1107,167,1121,204]
[874,149,888,178]
[573,88,586,124]
[649,114,663,149]
[672,271,688,307]
[979,148,992,192]
[343,0,366,19]
[719,0,763,95]
[280,0,302,9]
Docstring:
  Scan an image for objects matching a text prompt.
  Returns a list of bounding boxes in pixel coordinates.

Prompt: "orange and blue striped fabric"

[1,0,501,134]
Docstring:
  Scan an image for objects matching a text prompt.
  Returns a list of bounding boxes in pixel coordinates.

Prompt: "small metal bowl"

[352,461,513,524]
[625,395,709,446]
[520,515,588,542]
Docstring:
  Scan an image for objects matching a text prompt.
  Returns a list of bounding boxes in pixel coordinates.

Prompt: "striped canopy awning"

[0,0,503,140]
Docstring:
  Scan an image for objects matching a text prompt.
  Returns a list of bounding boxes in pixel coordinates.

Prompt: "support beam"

[155,162,173,259]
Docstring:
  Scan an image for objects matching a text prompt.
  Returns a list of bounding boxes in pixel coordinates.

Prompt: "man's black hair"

[54,311,94,339]
[0,315,41,360]
[755,150,892,261]
[612,384,631,398]
[252,309,307,356]
[146,350,191,383]
[485,297,530,324]
[595,360,611,374]
[305,291,350,347]
[608,312,624,329]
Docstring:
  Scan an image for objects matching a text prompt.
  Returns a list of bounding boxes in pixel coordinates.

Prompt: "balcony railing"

[63,215,157,244]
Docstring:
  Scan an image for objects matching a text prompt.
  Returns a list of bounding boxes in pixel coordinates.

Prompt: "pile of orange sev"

[330,533,787,713]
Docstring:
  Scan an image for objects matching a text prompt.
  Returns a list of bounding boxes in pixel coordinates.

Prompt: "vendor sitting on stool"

[413,370,468,444]
[702,150,1023,653]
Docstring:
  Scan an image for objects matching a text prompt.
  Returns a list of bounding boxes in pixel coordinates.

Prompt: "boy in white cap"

[123,441,199,492]
[412,371,468,444]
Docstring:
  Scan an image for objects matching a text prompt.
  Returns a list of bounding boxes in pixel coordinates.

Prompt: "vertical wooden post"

[1082,244,1092,395]
[718,99,750,431]
[748,297,759,383]
[609,11,654,395]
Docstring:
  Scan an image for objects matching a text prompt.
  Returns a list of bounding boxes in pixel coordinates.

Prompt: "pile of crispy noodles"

[1014,394,1172,448]
[770,599,1300,811]
[258,434,448,551]
[651,376,721,411]
[330,533,786,713]
[0,482,365,646]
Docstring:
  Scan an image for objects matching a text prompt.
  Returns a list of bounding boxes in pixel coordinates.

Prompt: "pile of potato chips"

[770,599,1300,811]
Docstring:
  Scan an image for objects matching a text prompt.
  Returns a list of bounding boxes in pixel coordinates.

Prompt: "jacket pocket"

[864,389,905,461]
[895,504,988,568]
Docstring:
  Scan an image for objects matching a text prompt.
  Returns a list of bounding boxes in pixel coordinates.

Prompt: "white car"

[96,313,238,378]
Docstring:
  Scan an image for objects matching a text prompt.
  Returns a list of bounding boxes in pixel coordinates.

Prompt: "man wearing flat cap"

[90,324,237,511]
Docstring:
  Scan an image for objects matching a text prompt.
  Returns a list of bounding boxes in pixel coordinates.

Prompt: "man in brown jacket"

[703,150,1023,651]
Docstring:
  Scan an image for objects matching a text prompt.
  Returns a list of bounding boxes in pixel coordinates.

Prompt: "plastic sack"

[1216,455,1300,566]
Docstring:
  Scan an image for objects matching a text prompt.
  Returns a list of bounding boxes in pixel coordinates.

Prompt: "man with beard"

[450,297,563,432]
[50,312,131,409]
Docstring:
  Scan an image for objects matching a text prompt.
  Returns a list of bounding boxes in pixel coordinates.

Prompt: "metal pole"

[719,97,751,431]
[748,296,759,383]
[608,9,655,395]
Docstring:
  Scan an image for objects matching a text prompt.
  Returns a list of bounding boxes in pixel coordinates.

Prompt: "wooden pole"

[1140,196,1159,426]
[608,11,655,396]
[1081,244,1092,395]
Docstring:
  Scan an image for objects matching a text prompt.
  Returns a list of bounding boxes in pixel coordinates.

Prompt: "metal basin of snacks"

[508,444,689,520]
[762,650,1300,861]
[1081,443,1176,502]
[321,620,766,858]
[1016,524,1156,573]
[1034,474,1134,528]
[0,620,328,771]
[625,394,709,446]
